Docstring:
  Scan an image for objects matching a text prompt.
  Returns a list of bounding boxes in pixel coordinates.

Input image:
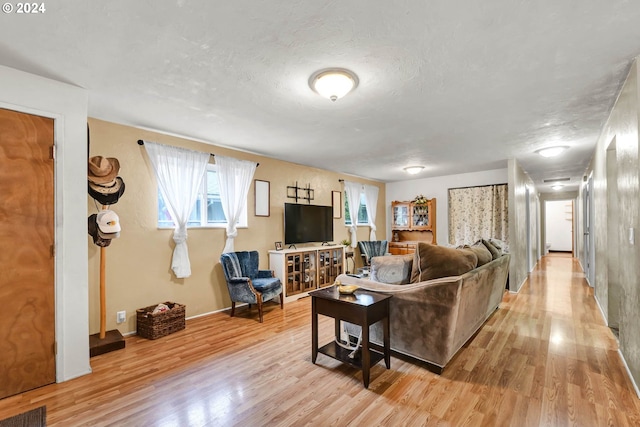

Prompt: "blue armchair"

[220,251,283,323]
[358,240,389,266]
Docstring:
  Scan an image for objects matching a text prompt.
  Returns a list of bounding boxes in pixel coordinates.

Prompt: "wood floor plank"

[1,254,639,426]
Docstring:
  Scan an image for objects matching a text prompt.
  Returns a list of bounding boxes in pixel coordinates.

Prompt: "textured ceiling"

[1,1,639,191]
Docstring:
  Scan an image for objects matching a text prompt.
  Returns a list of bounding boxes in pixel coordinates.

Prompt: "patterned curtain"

[448,184,508,246]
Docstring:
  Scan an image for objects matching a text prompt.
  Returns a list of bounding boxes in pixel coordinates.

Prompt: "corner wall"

[0,66,90,382]
[87,118,385,335]
[508,159,538,292]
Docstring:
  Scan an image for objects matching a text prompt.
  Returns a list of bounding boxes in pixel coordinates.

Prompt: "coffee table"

[310,286,391,388]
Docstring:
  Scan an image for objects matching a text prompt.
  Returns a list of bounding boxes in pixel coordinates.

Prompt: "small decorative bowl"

[337,284,358,294]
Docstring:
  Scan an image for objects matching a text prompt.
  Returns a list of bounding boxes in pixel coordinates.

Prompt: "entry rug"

[0,406,46,427]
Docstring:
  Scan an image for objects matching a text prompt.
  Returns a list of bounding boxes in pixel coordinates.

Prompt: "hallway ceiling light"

[309,68,359,101]
[551,184,564,190]
[403,166,425,175]
[536,146,569,158]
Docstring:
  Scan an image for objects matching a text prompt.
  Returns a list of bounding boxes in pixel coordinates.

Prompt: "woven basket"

[136,302,185,340]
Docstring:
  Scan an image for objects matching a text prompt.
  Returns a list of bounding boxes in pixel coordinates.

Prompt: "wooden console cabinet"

[269,245,345,302]
[389,199,437,255]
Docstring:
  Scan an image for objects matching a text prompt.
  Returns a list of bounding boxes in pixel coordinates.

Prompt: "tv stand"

[269,245,345,303]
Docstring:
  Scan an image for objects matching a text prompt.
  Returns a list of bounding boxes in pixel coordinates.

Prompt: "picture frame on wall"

[332,190,342,219]
[255,179,270,217]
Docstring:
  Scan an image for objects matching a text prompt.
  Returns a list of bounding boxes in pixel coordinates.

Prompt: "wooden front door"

[0,108,56,399]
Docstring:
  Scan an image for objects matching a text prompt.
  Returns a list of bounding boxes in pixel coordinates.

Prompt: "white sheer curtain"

[344,181,362,248]
[363,184,379,240]
[144,141,210,279]
[216,155,256,253]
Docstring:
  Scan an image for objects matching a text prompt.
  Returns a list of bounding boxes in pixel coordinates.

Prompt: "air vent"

[543,177,570,183]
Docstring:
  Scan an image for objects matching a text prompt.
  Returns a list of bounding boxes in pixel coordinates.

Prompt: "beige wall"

[580,58,640,388]
[507,158,538,292]
[87,118,385,334]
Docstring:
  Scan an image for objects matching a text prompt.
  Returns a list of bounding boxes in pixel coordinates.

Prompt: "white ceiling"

[2,1,639,191]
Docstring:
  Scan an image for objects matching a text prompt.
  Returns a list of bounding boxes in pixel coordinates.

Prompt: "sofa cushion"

[489,238,509,254]
[481,239,501,260]
[465,243,493,267]
[410,243,478,283]
[370,255,413,285]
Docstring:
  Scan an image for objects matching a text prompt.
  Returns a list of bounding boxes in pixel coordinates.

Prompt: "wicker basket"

[136,302,185,340]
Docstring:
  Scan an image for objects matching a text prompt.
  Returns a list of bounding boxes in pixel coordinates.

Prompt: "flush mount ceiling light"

[403,166,425,175]
[309,68,359,101]
[551,184,564,190]
[536,146,569,158]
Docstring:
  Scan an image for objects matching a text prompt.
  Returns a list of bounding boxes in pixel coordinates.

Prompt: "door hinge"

[50,145,56,160]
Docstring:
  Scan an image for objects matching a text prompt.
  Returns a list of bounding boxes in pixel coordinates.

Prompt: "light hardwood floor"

[1,254,639,426]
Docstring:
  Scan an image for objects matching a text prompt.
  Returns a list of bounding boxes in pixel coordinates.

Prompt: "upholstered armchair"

[220,251,283,323]
[358,240,389,266]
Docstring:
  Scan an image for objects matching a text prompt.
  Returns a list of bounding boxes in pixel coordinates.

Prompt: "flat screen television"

[284,203,333,245]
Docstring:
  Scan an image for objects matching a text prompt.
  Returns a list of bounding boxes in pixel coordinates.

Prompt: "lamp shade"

[310,69,358,101]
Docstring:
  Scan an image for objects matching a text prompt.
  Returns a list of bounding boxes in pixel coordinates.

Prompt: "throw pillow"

[481,239,501,260]
[370,254,413,285]
[465,243,493,267]
[410,243,478,283]
[489,238,509,254]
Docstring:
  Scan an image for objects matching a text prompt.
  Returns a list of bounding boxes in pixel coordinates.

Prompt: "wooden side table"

[310,286,391,388]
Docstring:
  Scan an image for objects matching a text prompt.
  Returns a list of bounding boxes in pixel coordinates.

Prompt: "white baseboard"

[124,305,234,337]
[509,275,529,294]
[186,305,232,321]
[594,295,608,326]
[617,349,640,399]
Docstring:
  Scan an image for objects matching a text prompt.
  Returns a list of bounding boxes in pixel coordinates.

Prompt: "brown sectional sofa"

[337,251,510,373]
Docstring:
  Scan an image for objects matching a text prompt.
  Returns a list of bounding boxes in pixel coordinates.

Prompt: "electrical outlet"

[116,310,126,324]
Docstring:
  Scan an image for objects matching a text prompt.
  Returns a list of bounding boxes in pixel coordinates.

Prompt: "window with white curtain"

[344,192,369,226]
[157,164,247,228]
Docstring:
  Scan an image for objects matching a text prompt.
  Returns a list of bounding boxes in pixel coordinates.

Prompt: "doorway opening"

[544,200,574,256]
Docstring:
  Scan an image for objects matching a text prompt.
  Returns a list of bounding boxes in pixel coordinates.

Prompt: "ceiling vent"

[543,177,570,183]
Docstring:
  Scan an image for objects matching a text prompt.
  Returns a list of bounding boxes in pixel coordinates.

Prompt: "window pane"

[207,196,226,223]
[158,190,174,227]
[207,169,227,224]
[187,198,202,226]
[344,192,369,225]
[357,193,368,224]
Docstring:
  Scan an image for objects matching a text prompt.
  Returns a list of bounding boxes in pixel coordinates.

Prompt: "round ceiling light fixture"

[309,68,359,101]
[403,166,425,175]
[536,146,569,158]
[551,184,564,190]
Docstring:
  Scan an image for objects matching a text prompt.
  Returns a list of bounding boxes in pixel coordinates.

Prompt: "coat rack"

[87,155,126,357]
